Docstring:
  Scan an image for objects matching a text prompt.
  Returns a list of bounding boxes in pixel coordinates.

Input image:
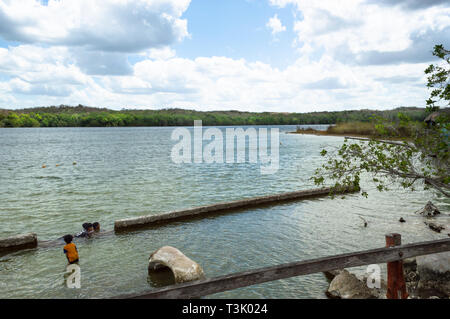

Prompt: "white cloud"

[0,0,448,111]
[271,0,450,65]
[0,45,91,99]
[146,47,177,60]
[266,14,286,36]
[0,0,190,52]
[0,0,191,77]
[0,43,431,111]
[367,0,449,11]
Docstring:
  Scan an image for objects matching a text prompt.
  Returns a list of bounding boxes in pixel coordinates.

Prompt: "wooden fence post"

[385,233,408,299]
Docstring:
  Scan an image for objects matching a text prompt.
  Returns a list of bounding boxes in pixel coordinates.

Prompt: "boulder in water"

[148,246,204,284]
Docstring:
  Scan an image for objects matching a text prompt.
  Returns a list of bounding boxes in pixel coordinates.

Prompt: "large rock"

[148,246,204,284]
[326,255,450,299]
[326,269,384,299]
[416,252,450,298]
[417,252,450,276]
[323,269,341,282]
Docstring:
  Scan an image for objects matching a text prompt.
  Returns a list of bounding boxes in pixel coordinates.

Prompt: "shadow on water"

[33,176,63,180]
[147,267,176,288]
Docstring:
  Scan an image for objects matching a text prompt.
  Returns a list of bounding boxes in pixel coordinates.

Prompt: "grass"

[327,122,379,136]
[294,122,413,138]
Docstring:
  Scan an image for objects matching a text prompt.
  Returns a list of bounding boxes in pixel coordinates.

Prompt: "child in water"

[63,235,79,264]
[75,223,94,238]
[93,222,100,232]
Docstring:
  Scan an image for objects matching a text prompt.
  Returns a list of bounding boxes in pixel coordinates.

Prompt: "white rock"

[417,252,450,276]
[327,269,379,299]
[148,246,204,284]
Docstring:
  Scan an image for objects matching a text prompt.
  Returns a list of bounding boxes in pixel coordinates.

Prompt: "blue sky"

[174,0,298,69]
[0,0,449,112]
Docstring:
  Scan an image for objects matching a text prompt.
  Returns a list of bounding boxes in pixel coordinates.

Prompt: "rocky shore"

[324,201,449,299]
[324,252,450,299]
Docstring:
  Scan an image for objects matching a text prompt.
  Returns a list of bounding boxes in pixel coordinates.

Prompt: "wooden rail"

[114,237,450,299]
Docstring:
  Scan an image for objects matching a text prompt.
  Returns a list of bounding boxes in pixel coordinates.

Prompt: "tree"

[425,44,450,111]
[4,113,22,127]
[20,113,40,127]
[312,45,450,198]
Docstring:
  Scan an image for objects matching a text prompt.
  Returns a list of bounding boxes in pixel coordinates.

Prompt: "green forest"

[0,105,430,128]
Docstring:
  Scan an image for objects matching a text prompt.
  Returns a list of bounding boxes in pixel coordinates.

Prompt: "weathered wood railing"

[114,235,450,299]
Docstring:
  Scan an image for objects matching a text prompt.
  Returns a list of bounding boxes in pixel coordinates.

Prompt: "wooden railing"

[114,235,450,299]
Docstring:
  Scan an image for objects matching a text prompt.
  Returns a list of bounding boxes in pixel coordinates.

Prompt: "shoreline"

[288,130,375,139]
[288,130,409,141]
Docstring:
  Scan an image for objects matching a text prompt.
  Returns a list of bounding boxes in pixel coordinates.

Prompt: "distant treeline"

[0,105,429,128]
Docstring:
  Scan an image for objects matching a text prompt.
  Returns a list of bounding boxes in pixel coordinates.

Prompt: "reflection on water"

[0,126,448,298]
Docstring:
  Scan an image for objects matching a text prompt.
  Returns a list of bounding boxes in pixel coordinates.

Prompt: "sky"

[0,0,449,112]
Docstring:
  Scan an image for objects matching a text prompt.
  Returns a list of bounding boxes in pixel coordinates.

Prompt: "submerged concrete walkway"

[114,187,356,232]
[0,233,37,252]
[1,187,356,253]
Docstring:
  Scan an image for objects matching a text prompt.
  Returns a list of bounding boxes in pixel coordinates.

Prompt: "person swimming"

[92,222,100,232]
[75,223,94,238]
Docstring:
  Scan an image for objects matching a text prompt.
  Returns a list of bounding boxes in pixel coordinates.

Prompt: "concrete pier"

[0,233,38,252]
[0,187,356,254]
[114,187,356,232]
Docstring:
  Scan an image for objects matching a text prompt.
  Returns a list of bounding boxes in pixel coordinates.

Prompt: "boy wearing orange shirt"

[63,235,79,264]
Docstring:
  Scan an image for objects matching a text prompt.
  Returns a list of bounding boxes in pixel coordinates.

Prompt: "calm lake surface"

[0,126,448,298]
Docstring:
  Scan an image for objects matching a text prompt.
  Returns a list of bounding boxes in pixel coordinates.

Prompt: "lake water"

[0,126,448,298]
